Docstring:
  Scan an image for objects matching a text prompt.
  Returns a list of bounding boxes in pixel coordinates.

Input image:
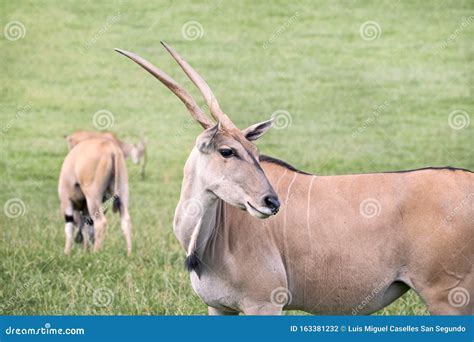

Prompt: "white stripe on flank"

[275,168,288,192]
[306,175,316,255]
[284,173,298,230]
[283,173,298,291]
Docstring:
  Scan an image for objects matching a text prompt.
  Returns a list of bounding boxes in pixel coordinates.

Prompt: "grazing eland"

[116,42,473,315]
[58,138,132,255]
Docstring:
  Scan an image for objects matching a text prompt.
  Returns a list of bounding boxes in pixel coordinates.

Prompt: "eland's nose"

[264,195,280,214]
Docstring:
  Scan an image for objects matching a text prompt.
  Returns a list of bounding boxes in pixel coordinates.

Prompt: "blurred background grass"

[0,0,472,315]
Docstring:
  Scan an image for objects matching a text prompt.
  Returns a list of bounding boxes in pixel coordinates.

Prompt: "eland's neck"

[173,154,221,261]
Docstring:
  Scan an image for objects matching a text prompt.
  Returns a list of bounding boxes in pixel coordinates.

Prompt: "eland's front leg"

[208,307,239,315]
[242,303,284,315]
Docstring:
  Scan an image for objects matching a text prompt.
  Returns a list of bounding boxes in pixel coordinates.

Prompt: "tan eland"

[58,138,132,255]
[116,42,473,315]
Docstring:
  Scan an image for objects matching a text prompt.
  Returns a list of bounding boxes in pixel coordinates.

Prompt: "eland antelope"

[58,138,132,255]
[116,42,473,315]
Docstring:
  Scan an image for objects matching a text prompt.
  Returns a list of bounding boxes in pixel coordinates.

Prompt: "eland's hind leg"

[82,157,111,253]
[113,194,132,256]
[84,196,107,253]
[410,251,473,315]
[417,278,473,315]
[114,176,132,256]
[60,198,74,255]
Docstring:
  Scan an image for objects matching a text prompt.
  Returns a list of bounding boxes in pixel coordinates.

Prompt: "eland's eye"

[219,148,234,158]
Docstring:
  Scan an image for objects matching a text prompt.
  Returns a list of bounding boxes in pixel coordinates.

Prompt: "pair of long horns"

[115,42,236,129]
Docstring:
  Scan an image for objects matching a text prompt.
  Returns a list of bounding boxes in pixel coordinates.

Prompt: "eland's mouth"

[246,201,273,219]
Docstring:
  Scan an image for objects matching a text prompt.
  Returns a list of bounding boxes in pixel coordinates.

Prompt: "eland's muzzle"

[264,195,280,214]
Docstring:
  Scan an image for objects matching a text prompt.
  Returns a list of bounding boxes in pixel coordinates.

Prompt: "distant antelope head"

[116,42,280,218]
[126,138,145,164]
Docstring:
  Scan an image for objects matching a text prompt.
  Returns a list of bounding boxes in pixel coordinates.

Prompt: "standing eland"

[116,42,473,315]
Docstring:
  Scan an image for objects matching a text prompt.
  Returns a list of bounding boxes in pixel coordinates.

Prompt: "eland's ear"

[196,122,220,153]
[242,118,274,141]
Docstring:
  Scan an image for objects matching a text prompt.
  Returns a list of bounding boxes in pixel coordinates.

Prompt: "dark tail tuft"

[112,195,121,213]
[185,251,201,275]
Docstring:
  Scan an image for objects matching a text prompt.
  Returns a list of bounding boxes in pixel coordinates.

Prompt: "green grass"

[1,0,472,315]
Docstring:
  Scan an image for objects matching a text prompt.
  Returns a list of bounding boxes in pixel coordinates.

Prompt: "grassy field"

[1,0,472,315]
